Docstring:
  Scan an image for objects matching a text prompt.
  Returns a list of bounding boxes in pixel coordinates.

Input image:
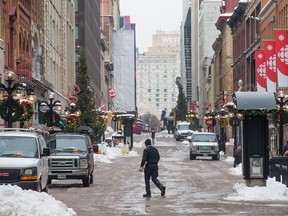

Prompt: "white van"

[174,121,191,141]
[188,132,220,160]
[0,129,50,192]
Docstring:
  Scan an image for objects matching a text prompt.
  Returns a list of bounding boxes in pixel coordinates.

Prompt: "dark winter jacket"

[141,146,160,167]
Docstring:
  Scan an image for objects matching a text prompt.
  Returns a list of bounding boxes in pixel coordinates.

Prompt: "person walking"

[233,145,242,167]
[151,127,156,145]
[139,139,165,198]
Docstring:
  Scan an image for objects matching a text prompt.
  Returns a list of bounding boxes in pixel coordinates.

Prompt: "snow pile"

[0,185,76,216]
[225,178,288,201]
[94,142,140,163]
[226,161,288,201]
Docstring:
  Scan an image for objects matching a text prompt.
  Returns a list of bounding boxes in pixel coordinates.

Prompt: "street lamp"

[186,111,198,131]
[39,93,62,127]
[215,109,229,154]
[227,102,243,166]
[0,70,36,127]
[204,110,216,132]
[64,103,81,130]
[276,90,288,156]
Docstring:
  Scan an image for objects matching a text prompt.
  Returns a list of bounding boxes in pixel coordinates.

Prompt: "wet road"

[49,134,288,216]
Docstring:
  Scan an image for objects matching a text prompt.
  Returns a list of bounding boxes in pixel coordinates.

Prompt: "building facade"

[136,31,181,117]
[75,0,101,107]
[113,16,136,112]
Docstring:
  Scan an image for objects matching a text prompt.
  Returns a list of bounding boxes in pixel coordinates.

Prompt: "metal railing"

[269,156,288,187]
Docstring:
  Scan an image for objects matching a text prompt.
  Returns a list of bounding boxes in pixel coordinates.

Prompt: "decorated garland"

[43,111,61,127]
[217,117,229,128]
[121,116,136,125]
[272,110,288,126]
[19,102,34,123]
[66,115,80,129]
[0,99,24,122]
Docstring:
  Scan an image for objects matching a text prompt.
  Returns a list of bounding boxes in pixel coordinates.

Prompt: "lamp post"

[39,93,62,127]
[64,103,81,130]
[227,102,243,166]
[0,70,36,128]
[204,110,216,132]
[186,111,198,131]
[276,91,288,156]
[215,109,229,154]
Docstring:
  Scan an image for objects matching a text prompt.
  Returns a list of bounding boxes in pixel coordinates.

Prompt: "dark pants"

[144,164,163,195]
[234,155,242,167]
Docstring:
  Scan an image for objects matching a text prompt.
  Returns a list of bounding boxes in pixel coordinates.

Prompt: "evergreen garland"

[121,116,136,125]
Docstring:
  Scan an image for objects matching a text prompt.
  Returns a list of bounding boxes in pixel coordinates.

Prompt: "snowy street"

[47,132,288,216]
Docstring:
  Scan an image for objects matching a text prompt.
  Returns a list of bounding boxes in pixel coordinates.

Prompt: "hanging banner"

[275,30,288,87]
[264,41,276,93]
[255,50,266,92]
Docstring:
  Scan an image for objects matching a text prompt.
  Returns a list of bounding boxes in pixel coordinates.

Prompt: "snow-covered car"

[174,121,191,141]
[189,132,220,160]
[0,128,50,192]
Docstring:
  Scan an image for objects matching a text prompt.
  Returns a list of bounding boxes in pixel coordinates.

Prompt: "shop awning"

[233,91,276,110]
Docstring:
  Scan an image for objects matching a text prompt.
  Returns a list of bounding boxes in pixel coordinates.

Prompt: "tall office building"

[136,31,181,117]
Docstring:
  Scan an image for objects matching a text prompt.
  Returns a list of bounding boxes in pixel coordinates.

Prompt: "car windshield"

[0,136,38,158]
[178,125,189,130]
[49,137,88,152]
[192,134,217,142]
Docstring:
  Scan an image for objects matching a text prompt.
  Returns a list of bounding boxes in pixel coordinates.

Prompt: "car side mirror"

[42,148,50,157]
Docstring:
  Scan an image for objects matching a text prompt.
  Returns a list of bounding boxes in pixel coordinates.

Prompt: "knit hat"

[145,139,152,146]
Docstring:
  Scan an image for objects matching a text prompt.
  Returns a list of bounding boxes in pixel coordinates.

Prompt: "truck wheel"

[48,177,52,185]
[190,152,196,160]
[83,175,90,187]
[43,185,49,193]
[212,154,220,160]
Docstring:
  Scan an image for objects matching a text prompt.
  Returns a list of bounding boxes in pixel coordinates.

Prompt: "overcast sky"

[119,0,183,52]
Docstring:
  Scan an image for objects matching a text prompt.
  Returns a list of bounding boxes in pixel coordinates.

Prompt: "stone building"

[136,31,181,117]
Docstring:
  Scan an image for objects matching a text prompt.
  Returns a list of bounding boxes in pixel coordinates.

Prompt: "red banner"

[255,50,266,91]
[275,30,288,87]
[264,41,276,93]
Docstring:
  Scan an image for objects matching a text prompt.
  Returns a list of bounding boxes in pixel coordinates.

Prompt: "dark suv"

[45,132,94,187]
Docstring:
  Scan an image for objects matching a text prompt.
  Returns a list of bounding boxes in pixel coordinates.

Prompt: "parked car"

[174,121,191,141]
[0,128,50,192]
[188,132,220,160]
[45,132,94,187]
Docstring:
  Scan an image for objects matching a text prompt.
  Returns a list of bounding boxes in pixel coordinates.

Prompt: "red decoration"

[71,115,76,123]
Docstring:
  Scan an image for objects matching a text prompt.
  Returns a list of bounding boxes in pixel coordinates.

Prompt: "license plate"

[203,153,208,157]
[57,174,66,179]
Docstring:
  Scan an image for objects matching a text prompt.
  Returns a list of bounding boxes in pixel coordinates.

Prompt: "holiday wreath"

[43,111,61,127]
[217,117,229,128]
[66,115,80,129]
[0,99,24,122]
[19,102,34,123]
